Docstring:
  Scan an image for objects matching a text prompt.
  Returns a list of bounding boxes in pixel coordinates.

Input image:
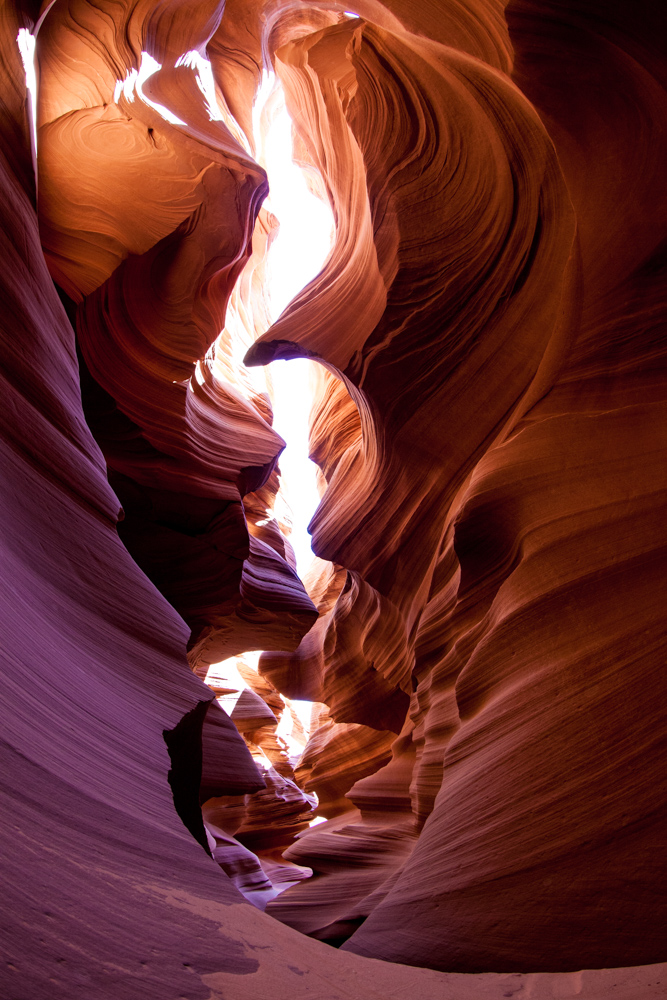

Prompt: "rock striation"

[246,0,667,976]
[1,0,667,996]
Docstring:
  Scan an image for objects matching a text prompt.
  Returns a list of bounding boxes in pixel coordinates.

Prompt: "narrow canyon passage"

[193,69,343,908]
[1,1,667,998]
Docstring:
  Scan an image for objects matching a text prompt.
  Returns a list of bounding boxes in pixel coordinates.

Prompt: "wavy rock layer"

[245,0,667,977]
[2,0,667,995]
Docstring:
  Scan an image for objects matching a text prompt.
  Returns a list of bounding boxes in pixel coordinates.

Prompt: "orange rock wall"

[248,0,667,975]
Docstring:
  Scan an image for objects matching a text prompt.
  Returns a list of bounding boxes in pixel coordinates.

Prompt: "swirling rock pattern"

[2,0,667,995]
[37,0,318,669]
[245,0,667,978]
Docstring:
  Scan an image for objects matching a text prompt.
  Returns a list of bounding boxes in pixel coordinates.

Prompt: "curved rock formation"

[245,0,667,977]
[2,0,667,995]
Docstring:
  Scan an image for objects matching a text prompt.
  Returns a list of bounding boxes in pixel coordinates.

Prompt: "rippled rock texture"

[2,0,667,996]
[248,0,667,976]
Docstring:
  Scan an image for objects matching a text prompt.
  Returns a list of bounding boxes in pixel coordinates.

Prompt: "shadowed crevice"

[163,699,212,854]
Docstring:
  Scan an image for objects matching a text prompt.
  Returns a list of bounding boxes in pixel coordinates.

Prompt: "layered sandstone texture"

[1,0,667,997]
[246,0,667,975]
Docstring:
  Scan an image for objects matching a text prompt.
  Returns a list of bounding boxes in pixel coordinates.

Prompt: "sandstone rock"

[247,0,667,976]
[3,0,667,994]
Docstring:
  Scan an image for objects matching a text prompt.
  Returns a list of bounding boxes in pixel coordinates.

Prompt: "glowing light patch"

[16,29,37,153]
[290,698,315,734]
[204,655,247,715]
[269,360,321,574]
[252,73,334,575]
[206,654,311,762]
[114,52,186,126]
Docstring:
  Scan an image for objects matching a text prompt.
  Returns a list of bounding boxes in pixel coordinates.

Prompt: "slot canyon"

[2,0,667,997]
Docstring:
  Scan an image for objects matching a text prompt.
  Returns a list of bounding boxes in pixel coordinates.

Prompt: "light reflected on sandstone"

[113,51,186,124]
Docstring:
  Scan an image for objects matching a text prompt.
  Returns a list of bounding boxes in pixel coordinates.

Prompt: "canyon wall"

[251,0,667,973]
[1,0,666,996]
